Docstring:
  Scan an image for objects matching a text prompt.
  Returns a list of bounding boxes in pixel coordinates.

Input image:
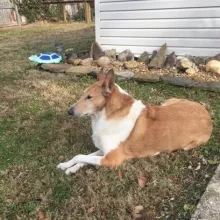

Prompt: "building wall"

[95,0,220,57]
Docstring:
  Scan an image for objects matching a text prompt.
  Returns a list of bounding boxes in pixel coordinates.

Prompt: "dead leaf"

[192,151,199,158]
[38,210,45,220]
[87,207,95,214]
[208,160,220,165]
[118,169,123,179]
[133,205,144,214]
[209,93,217,99]
[16,216,22,220]
[195,163,201,171]
[36,208,51,220]
[183,204,195,212]
[132,205,144,219]
[58,156,65,162]
[133,213,142,219]
[138,176,146,188]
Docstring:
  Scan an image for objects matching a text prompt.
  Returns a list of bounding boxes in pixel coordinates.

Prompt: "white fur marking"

[115,84,129,95]
[91,100,145,154]
[65,163,85,175]
[57,150,103,173]
[75,155,103,165]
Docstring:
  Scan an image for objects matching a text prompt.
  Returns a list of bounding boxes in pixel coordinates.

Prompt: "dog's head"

[68,68,115,117]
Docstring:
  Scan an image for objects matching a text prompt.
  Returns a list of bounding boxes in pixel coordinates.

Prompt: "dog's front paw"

[65,163,85,175]
[57,162,72,170]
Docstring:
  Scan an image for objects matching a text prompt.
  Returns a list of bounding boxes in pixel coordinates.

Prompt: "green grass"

[0,22,220,220]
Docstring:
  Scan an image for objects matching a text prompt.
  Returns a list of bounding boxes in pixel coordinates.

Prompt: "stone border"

[191,164,220,220]
[39,64,220,93]
[120,74,220,93]
[160,76,220,92]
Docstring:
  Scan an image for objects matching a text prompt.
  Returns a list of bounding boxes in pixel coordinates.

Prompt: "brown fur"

[70,69,213,168]
[105,88,134,120]
[101,98,213,167]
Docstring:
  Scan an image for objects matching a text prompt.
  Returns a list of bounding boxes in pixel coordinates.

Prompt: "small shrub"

[10,0,62,23]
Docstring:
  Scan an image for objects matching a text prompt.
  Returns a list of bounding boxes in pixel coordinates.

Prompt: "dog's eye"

[86,95,92,100]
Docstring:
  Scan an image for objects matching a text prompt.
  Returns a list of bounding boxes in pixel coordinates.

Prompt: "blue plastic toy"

[29,52,62,64]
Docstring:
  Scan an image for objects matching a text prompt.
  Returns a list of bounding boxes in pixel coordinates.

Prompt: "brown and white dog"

[57,69,213,175]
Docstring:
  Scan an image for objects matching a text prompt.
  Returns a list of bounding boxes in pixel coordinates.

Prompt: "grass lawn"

[0,22,220,220]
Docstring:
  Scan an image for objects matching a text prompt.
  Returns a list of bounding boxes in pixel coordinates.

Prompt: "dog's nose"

[67,107,74,116]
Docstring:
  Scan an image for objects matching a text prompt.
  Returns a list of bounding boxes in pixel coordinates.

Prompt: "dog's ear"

[102,69,115,96]
[97,68,106,81]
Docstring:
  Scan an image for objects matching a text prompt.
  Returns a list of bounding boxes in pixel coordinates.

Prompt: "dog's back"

[122,99,213,158]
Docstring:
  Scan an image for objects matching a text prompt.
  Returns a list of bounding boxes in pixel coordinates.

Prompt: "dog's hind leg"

[57,150,103,174]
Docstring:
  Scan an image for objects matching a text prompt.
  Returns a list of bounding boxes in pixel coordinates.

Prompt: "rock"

[161,75,220,92]
[161,75,197,87]
[115,71,134,79]
[177,58,199,74]
[214,54,220,61]
[92,60,98,66]
[118,49,134,62]
[73,59,82,66]
[77,51,90,59]
[186,68,197,75]
[138,51,150,64]
[150,50,158,61]
[112,60,124,67]
[134,74,160,83]
[170,67,178,74]
[196,81,220,93]
[192,56,207,66]
[186,54,194,61]
[149,44,167,68]
[80,58,93,67]
[65,48,77,59]
[124,60,139,69]
[67,58,75,64]
[41,64,72,73]
[105,49,116,60]
[90,42,105,60]
[206,60,220,74]
[206,54,220,64]
[66,66,97,76]
[66,52,78,64]
[97,56,111,67]
[164,52,176,69]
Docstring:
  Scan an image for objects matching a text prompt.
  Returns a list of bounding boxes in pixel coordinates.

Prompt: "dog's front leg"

[71,155,104,166]
[64,155,104,175]
[57,150,103,174]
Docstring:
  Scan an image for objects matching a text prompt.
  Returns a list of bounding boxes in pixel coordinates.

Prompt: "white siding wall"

[95,0,220,57]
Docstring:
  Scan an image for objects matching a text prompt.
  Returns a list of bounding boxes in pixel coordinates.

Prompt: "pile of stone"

[66,42,220,77]
[40,41,220,92]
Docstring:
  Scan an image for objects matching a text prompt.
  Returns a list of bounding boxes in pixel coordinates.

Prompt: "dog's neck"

[92,84,134,121]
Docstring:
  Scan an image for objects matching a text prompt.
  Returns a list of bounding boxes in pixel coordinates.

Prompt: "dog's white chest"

[91,100,145,155]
